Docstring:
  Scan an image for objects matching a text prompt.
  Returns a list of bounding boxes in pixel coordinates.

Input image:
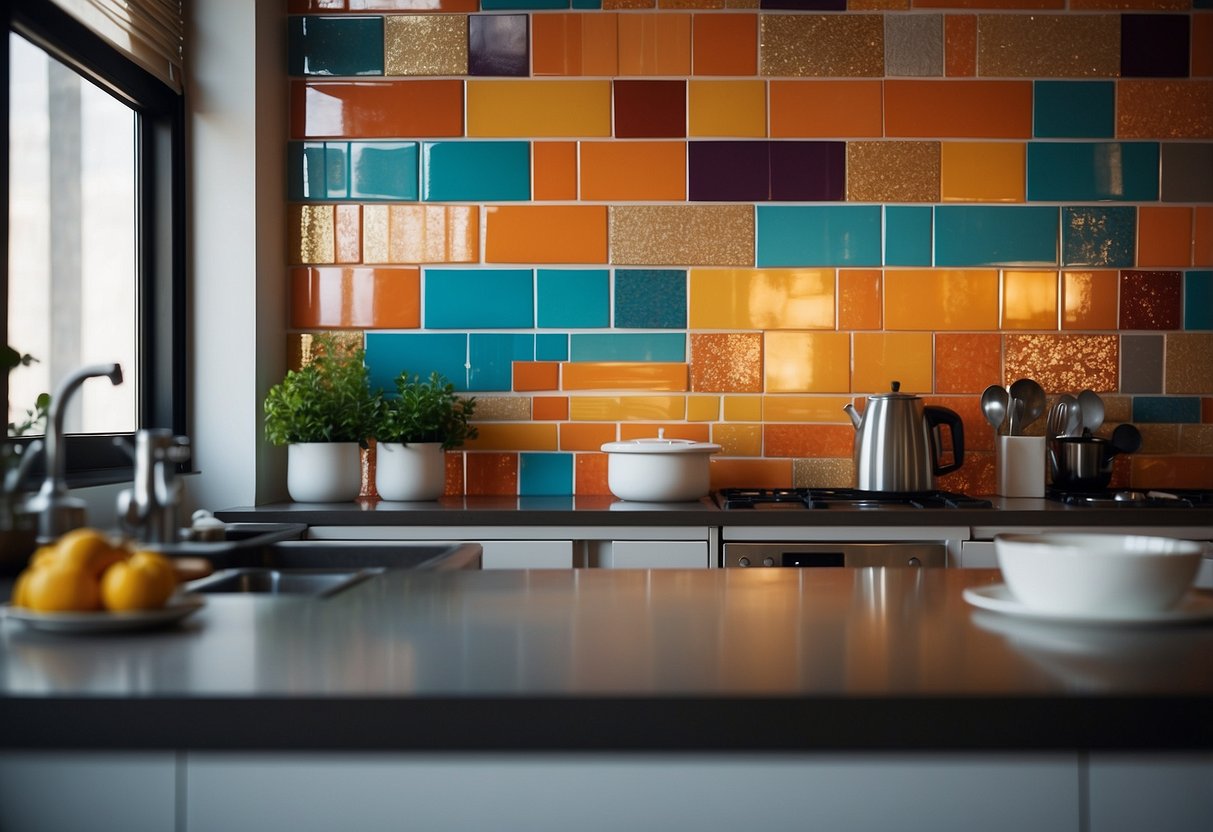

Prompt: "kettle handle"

[924,406,964,476]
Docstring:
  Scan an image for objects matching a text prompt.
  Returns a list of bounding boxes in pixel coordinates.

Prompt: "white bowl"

[600,437,721,502]
[994,532,1203,616]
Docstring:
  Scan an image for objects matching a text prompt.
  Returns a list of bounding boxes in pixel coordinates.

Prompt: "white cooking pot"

[600,434,721,502]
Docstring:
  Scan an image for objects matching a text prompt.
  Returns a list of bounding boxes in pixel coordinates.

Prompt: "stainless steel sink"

[187,567,382,597]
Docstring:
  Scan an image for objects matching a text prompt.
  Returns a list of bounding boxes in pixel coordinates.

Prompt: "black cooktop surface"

[1046,488,1213,508]
[715,488,994,511]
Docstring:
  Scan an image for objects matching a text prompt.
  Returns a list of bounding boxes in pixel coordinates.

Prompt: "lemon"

[55,528,130,578]
[100,551,176,611]
[24,563,103,612]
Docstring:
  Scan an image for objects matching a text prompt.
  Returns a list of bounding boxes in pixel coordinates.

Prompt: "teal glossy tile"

[1186,271,1213,330]
[569,334,686,362]
[935,206,1058,267]
[287,142,347,200]
[1132,396,1201,423]
[885,206,933,266]
[1033,81,1115,139]
[425,268,534,329]
[350,142,417,201]
[536,333,569,361]
[1062,206,1136,268]
[537,269,610,329]
[289,16,384,77]
[615,270,687,329]
[470,334,535,392]
[520,452,573,496]
[422,141,530,202]
[1120,335,1164,394]
[366,332,468,393]
[756,206,882,268]
[1160,144,1213,202]
[571,0,600,7]
[1027,142,1160,202]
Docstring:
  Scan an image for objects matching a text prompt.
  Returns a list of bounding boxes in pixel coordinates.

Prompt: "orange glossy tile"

[533,142,578,201]
[1194,13,1213,78]
[1061,270,1119,330]
[764,424,854,458]
[289,204,335,265]
[334,204,360,264]
[618,13,692,76]
[687,395,720,421]
[923,394,994,453]
[562,362,688,391]
[1137,206,1194,268]
[769,81,883,138]
[690,333,763,393]
[513,362,561,392]
[291,80,463,139]
[1129,457,1213,490]
[692,13,757,76]
[934,333,1001,394]
[944,14,977,77]
[579,141,687,201]
[1197,208,1213,267]
[712,423,762,456]
[620,423,711,441]
[1002,270,1059,330]
[852,333,934,394]
[838,269,882,330]
[575,452,611,495]
[688,80,766,137]
[885,80,1033,139]
[362,205,479,264]
[466,424,559,452]
[764,332,850,394]
[291,267,420,330]
[560,422,617,451]
[723,395,762,421]
[689,269,835,330]
[569,395,685,421]
[883,270,1000,331]
[532,13,619,76]
[466,80,613,138]
[533,396,569,421]
[1117,81,1213,139]
[940,142,1025,202]
[485,206,608,264]
[762,396,853,423]
[708,458,792,491]
[913,0,1063,7]
[1003,334,1119,392]
[465,452,518,496]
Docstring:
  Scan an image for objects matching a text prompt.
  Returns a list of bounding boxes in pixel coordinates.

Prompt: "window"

[4,0,185,485]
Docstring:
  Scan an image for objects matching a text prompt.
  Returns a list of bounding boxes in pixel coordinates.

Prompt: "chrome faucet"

[116,429,191,545]
[24,363,124,542]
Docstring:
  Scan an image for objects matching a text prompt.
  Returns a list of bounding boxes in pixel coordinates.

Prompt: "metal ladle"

[1008,378,1046,435]
[1077,389,1105,436]
[981,384,1008,434]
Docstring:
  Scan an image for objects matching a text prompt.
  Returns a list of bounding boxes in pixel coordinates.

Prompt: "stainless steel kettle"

[843,382,965,492]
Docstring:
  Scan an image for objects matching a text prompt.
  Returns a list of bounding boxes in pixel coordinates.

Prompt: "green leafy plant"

[375,371,477,451]
[263,335,379,447]
[3,346,49,437]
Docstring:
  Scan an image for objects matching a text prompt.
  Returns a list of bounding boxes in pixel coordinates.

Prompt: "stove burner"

[1046,488,1210,508]
[715,488,993,510]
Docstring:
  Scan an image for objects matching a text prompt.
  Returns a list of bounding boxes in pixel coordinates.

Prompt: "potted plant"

[2,346,49,574]
[373,371,477,501]
[263,335,379,502]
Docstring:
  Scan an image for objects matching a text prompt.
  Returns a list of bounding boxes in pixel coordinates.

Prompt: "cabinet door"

[603,540,710,568]
[958,540,998,568]
[481,540,574,569]
[1088,753,1213,832]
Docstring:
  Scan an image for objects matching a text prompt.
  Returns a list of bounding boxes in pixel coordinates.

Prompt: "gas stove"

[714,488,993,511]
[1045,488,1213,508]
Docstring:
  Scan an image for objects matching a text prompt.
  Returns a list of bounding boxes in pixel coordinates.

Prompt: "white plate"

[963,584,1213,626]
[1,595,205,634]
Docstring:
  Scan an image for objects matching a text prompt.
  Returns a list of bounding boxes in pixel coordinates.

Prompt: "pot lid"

[869,380,919,400]
[601,430,721,455]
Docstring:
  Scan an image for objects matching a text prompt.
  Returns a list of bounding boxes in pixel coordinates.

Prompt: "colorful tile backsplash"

[286,4,1213,494]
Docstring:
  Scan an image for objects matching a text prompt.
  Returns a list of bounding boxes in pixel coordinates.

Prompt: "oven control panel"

[723,542,947,569]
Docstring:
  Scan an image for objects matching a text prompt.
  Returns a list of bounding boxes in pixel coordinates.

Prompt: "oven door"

[723,542,946,568]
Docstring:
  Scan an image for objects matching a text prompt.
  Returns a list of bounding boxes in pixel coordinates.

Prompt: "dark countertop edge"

[4,695,1211,752]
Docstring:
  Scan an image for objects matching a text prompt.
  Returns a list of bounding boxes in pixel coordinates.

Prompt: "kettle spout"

[843,403,861,430]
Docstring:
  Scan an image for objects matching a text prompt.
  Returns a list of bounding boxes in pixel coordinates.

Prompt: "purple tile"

[614,81,685,139]
[688,142,770,202]
[770,141,845,202]
[760,0,846,9]
[469,14,529,77]
[1121,14,1189,78]
[1119,270,1182,330]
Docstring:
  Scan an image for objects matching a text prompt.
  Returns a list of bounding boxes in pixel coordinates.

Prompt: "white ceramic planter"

[287,442,362,503]
[375,441,445,501]
[600,436,721,502]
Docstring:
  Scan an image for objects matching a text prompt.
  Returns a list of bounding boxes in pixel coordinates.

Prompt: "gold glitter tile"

[472,396,532,421]
[725,0,759,7]
[287,331,364,372]
[384,15,468,77]
[1179,425,1213,456]
[1165,334,1213,394]
[609,205,754,266]
[1136,424,1179,455]
[1101,394,1132,425]
[846,141,940,202]
[977,14,1119,78]
[363,205,479,264]
[289,204,335,265]
[1003,334,1119,393]
[604,0,654,8]
[690,332,763,392]
[713,423,762,456]
[335,204,360,264]
[793,457,855,489]
[1118,81,1213,139]
[659,0,725,7]
[759,15,884,78]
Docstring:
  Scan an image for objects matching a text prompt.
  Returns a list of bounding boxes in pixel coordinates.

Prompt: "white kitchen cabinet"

[595,540,711,568]
[1087,753,1213,832]
[958,540,999,568]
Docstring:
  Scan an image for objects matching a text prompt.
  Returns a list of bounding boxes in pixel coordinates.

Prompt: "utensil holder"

[997,435,1046,498]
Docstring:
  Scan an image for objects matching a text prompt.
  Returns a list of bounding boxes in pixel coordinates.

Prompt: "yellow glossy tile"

[1004,334,1119,392]
[289,204,335,265]
[838,269,882,330]
[723,395,762,421]
[384,14,468,76]
[569,395,685,421]
[1165,334,1213,394]
[686,394,721,421]
[688,80,767,137]
[883,270,999,331]
[689,333,763,393]
[1002,270,1059,330]
[976,14,1119,78]
[465,423,559,452]
[334,204,360,264]
[762,396,853,423]
[689,269,835,330]
[362,205,479,264]
[466,80,613,138]
[845,142,940,203]
[609,206,754,266]
[1061,270,1119,331]
[560,422,617,451]
[940,142,1025,202]
[758,14,885,77]
[712,423,762,456]
[763,332,851,393]
[852,333,933,394]
[618,12,692,76]
[561,362,688,391]
[620,423,710,441]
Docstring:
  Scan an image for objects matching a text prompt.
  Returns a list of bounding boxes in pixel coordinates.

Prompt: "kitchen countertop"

[3,568,1211,752]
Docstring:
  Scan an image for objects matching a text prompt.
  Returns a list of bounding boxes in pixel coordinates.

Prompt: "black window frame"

[2,0,187,488]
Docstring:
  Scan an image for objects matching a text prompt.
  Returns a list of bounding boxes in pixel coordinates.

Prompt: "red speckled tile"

[1129,456,1213,489]
[575,452,611,495]
[1119,270,1182,330]
[1204,398,1213,424]
[708,458,793,491]
[945,15,977,77]
[465,452,518,495]
[1004,334,1119,392]
[936,452,994,497]
[444,452,464,497]
[690,333,763,392]
[934,333,1001,394]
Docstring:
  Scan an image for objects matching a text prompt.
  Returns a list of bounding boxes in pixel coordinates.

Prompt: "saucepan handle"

[924,406,965,476]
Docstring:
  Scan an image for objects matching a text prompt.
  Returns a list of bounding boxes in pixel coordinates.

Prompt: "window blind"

[50,0,184,93]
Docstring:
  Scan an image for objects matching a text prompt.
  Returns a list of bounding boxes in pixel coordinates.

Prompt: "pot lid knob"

[891,381,901,392]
